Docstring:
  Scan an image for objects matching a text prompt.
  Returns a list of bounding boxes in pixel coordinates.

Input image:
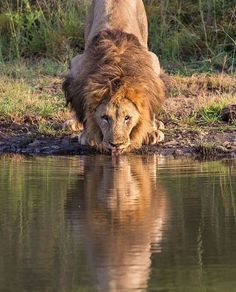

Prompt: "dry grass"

[0,75,70,121]
[0,59,72,135]
[163,74,236,125]
[0,60,235,137]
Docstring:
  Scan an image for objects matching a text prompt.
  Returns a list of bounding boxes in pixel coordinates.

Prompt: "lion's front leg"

[78,130,89,145]
[146,129,165,145]
[62,119,89,145]
[78,130,98,147]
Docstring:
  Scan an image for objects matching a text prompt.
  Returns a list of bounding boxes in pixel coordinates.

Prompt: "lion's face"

[95,99,140,153]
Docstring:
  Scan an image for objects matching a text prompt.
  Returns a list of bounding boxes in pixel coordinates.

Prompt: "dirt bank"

[1,119,235,159]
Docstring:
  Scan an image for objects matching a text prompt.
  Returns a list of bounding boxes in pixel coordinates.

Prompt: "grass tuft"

[197,103,226,124]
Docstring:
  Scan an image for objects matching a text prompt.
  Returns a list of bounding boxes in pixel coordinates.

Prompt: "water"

[0,155,236,292]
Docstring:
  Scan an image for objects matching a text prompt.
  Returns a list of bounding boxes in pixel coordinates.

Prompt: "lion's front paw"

[152,117,165,131]
[155,120,165,130]
[62,119,83,131]
[78,131,88,145]
[146,130,165,145]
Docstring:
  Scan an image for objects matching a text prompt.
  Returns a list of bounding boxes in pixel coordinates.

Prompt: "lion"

[63,0,166,154]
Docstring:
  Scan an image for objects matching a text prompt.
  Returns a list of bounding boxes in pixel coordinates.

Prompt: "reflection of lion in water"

[65,156,169,291]
[63,0,165,154]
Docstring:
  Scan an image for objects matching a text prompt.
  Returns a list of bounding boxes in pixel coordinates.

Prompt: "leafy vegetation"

[198,103,226,124]
[146,0,236,73]
[0,0,235,72]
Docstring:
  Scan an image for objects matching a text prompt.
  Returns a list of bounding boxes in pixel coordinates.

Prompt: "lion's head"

[95,98,139,153]
[63,30,165,153]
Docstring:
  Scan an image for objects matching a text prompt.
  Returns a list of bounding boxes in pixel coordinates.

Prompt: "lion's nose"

[109,142,123,148]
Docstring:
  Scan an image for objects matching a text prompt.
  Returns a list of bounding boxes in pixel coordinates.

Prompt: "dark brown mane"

[63,29,165,123]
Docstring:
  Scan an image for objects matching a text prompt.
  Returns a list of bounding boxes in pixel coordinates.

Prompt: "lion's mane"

[63,29,165,148]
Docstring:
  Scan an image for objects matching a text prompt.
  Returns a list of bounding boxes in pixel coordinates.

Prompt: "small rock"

[51,145,60,150]
[40,147,50,153]
[165,140,178,146]
[220,105,236,123]
[216,145,229,153]
[28,140,41,147]
[223,141,232,149]
[173,149,184,156]
[223,141,230,146]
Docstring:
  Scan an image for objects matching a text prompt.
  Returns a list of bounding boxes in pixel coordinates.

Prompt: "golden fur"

[63,0,165,153]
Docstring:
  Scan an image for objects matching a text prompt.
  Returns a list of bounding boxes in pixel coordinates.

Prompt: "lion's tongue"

[112,148,122,156]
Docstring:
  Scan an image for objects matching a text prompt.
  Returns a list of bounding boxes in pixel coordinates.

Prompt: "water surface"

[0,155,236,291]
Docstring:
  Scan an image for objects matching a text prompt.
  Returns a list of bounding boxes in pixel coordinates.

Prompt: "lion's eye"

[101,115,109,122]
[124,115,130,122]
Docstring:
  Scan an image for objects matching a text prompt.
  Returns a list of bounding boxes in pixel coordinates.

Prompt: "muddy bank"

[0,121,235,159]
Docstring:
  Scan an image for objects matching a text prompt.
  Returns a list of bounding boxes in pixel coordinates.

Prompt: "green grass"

[0,58,67,78]
[37,122,63,136]
[146,0,236,73]
[0,0,87,62]
[198,103,226,124]
[0,0,235,73]
[0,59,70,125]
[0,77,65,119]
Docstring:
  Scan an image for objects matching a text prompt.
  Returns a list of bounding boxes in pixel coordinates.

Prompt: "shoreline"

[1,123,235,159]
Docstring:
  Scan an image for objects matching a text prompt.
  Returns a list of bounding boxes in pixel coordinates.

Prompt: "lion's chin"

[102,142,130,155]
